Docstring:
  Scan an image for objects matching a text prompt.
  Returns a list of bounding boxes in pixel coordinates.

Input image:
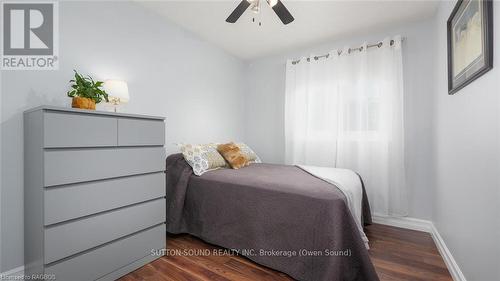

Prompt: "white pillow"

[235,143,262,164]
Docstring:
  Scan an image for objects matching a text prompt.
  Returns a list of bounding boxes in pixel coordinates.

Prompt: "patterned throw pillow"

[178,143,227,176]
[235,143,262,164]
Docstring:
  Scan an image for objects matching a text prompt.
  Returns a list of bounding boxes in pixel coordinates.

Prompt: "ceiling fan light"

[267,0,278,7]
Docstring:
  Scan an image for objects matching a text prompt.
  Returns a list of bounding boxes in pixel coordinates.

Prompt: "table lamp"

[104,80,129,112]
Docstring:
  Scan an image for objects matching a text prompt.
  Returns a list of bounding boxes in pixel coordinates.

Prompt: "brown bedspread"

[166,153,379,281]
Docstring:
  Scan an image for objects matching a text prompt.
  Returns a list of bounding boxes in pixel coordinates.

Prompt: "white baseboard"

[372,215,466,281]
[372,214,433,232]
[0,265,24,277]
[430,224,467,281]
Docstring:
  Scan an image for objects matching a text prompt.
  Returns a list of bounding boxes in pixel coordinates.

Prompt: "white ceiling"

[137,0,439,60]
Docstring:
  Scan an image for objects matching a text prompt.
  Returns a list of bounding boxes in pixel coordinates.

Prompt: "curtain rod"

[291,37,405,65]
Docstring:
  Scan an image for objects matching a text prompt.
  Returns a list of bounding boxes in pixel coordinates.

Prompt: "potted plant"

[67,70,109,110]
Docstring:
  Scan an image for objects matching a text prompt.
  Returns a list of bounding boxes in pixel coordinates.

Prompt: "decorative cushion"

[178,143,227,176]
[217,142,249,169]
[235,143,262,164]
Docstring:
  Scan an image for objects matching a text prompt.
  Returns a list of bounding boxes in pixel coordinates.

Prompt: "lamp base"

[108,98,121,113]
[105,104,121,113]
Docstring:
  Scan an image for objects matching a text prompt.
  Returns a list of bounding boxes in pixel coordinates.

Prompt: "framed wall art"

[447,0,493,95]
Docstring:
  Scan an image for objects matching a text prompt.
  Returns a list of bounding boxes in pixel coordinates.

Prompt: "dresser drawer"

[46,224,165,281]
[44,112,117,148]
[44,147,165,186]
[44,198,165,263]
[118,118,165,146]
[44,173,165,225]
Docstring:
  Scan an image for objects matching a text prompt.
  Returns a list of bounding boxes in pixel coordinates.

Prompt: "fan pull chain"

[252,17,262,27]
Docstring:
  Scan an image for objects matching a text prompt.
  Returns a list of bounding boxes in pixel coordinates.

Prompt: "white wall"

[0,1,246,272]
[244,18,437,220]
[432,1,500,280]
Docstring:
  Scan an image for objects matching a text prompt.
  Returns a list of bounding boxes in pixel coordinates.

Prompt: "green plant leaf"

[67,70,109,104]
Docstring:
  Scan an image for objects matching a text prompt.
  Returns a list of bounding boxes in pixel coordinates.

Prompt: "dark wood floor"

[119,224,452,281]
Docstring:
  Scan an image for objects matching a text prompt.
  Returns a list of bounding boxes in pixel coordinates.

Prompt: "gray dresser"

[24,106,166,281]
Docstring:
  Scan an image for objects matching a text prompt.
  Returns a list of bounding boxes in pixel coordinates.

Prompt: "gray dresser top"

[25,105,165,121]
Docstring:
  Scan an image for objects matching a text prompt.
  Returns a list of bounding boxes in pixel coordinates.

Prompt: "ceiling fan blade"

[272,0,294,25]
[226,0,251,23]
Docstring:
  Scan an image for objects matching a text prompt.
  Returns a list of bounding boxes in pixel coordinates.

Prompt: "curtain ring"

[377,42,383,48]
[360,46,364,51]
[314,56,318,60]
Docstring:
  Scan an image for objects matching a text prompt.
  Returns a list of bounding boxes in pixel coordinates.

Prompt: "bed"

[166,153,379,281]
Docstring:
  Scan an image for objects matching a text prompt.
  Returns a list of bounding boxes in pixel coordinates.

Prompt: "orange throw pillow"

[217,142,249,169]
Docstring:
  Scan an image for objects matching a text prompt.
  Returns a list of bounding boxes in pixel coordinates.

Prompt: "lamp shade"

[104,80,129,103]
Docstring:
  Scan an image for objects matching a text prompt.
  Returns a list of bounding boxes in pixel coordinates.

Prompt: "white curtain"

[285,36,407,216]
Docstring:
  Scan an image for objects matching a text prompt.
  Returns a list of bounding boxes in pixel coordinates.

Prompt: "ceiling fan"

[226,0,294,25]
